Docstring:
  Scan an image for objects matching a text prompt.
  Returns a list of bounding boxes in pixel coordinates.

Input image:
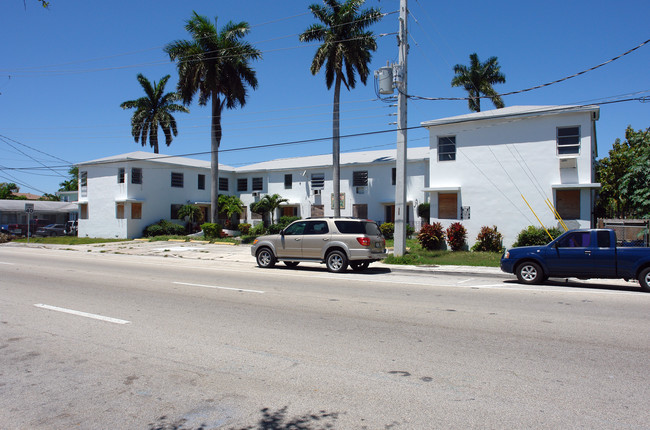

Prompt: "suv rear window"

[335,220,381,236]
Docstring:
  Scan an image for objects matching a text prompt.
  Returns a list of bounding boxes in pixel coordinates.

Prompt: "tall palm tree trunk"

[211,92,223,223]
[151,128,159,154]
[332,74,342,217]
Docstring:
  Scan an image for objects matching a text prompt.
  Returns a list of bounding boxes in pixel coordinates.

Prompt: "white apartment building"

[76,105,600,246]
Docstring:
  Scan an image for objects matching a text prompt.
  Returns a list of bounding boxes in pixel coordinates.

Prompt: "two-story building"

[76,105,601,246]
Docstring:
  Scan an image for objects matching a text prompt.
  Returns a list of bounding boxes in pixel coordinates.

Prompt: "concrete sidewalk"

[7,239,508,278]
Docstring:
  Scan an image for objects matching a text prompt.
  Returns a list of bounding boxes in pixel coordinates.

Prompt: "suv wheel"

[326,250,348,273]
[256,248,276,268]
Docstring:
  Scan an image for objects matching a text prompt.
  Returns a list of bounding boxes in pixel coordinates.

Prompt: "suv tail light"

[356,237,371,246]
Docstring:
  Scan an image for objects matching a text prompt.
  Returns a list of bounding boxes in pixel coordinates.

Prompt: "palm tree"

[165,12,261,223]
[120,74,189,154]
[299,0,382,217]
[451,53,506,112]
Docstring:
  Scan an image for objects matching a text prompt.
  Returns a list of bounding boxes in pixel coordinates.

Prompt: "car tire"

[516,261,544,285]
[256,248,276,268]
[326,250,348,273]
[284,261,300,268]
[350,261,370,272]
[639,267,650,293]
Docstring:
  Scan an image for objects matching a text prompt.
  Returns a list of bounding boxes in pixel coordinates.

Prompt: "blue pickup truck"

[500,229,650,292]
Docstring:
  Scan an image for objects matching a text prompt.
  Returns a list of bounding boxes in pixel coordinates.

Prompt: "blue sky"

[1,0,648,195]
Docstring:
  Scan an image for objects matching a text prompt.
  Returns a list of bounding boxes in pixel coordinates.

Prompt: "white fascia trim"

[551,183,601,189]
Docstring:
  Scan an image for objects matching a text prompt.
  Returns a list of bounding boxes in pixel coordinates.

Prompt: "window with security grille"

[557,126,580,155]
[311,173,325,189]
[353,171,368,187]
[237,178,248,192]
[252,177,263,191]
[118,168,125,184]
[131,168,142,184]
[219,177,229,191]
[438,136,456,161]
[171,172,184,188]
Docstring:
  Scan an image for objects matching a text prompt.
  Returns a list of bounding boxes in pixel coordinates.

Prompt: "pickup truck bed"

[501,229,650,292]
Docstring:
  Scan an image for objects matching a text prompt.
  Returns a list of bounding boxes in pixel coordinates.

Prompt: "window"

[392,168,396,186]
[171,172,184,188]
[170,204,182,219]
[131,202,142,219]
[284,221,307,236]
[438,193,457,219]
[252,177,263,191]
[80,171,88,197]
[118,168,125,184]
[556,231,590,248]
[131,168,142,184]
[353,204,368,219]
[284,174,292,189]
[219,177,229,191]
[237,178,248,192]
[311,173,325,189]
[557,126,580,155]
[556,189,580,219]
[597,231,611,248]
[305,221,329,235]
[198,174,205,190]
[353,171,368,187]
[438,136,456,161]
[116,203,125,219]
[79,203,88,219]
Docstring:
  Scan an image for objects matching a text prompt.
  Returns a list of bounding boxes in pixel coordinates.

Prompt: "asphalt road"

[1,243,648,429]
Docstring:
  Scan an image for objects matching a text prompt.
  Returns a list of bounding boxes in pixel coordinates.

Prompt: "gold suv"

[251,218,387,272]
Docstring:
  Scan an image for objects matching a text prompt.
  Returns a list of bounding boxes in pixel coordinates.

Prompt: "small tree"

[218,195,245,227]
[512,225,562,247]
[417,203,430,223]
[177,204,203,233]
[446,222,467,251]
[251,194,288,225]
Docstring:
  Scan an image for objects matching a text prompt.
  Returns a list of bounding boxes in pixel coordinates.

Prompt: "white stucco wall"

[425,109,598,247]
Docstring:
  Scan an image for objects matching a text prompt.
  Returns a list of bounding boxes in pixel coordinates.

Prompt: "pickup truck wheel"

[284,261,300,268]
[350,261,370,271]
[516,261,544,285]
[256,248,276,268]
[639,267,650,292]
[326,250,348,273]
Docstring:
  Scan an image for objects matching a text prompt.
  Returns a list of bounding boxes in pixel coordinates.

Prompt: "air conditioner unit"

[252,191,260,197]
[312,189,321,195]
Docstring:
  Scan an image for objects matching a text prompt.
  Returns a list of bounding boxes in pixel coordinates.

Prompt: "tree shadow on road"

[148,407,338,430]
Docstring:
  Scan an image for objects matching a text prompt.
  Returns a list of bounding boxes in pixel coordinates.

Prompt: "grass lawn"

[385,238,502,267]
[14,237,131,245]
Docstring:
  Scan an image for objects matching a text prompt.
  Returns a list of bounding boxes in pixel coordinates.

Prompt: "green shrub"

[417,222,445,250]
[406,224,415,238]
[267,223,284,234]
[446,222,467,251]
[238,223,251,235]
[380,222,395,239]
[278,216,300,228]
[471,225,504,252]
[512,225,563,247]
[417,203,430,221]
[201,222,222,239]
[143,219,186,237]
[249,223,266,236]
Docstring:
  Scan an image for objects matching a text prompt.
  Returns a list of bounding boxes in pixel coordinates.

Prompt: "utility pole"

[394,0,408,257]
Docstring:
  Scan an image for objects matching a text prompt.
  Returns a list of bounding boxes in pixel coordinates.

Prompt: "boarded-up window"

[556,189,580,219]
[353,204,368,219]
[79,203,88,219]
[116,203,125,219]
[282,206,298,217]
[438,193,457,219]
[131,203,142,219]
[311,205,324,217]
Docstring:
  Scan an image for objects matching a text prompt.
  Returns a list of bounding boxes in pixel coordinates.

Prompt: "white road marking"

[457,278,475,284]
[173,281,265,294]
[34,304,131,324]
[0,262,16,265]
